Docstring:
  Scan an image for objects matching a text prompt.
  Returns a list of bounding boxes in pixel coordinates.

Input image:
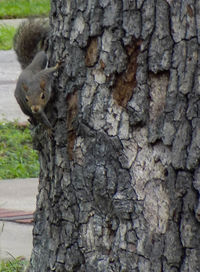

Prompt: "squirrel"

[13,18,61,129]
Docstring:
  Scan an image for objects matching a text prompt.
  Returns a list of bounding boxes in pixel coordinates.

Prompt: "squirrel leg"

[39,110,53,130]
[45,59,64,74]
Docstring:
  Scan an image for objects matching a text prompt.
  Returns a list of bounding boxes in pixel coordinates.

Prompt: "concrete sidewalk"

[0,50,28,122]
[0,18,26,27]
[0,179,38,260]
[0,179,37,212]
[0,18,28,121]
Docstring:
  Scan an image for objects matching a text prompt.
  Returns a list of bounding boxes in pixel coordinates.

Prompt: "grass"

[0,257,28,272]
[0,25,16,50]
[0,0,50,19]
[0,0,50,50]
[0,121,39,179]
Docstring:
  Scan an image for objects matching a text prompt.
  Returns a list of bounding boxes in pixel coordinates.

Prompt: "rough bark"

[28,0,200,271]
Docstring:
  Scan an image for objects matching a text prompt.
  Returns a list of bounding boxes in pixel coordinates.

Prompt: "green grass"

[0,257,28,272]
[0,122,39,179]
[0,25,16,50]
[0,0,50,50]
[0,0,50,19]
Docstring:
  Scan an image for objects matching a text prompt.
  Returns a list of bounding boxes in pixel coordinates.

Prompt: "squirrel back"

[14,19,61,130]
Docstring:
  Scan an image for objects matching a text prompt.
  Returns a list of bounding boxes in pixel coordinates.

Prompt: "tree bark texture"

[29,0,200,271]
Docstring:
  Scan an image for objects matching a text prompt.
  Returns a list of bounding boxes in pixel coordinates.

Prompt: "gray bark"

[28,0,200,271]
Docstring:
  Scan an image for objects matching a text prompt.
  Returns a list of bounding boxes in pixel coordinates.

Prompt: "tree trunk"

[28,0,200,271]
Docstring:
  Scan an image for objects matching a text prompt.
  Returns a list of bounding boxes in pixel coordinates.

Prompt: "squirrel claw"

[55,57,65,69]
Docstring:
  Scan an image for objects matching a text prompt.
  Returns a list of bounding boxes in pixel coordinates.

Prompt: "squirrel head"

[23,78,50,114]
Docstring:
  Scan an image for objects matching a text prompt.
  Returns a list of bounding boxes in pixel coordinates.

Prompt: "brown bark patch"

[85,38,98,67]
[100,59,106,70]
[187,4,194,17]
[112,39,142,107]
[66,91,78,160]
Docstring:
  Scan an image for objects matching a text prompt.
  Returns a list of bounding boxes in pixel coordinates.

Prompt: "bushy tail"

[13,18,49,69]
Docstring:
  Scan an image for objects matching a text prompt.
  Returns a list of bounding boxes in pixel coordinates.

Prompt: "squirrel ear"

[22,83,28,92]
[40,79,46,90]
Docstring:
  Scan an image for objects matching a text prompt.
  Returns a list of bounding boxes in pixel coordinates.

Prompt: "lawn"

[0,0,50,19]
[0,0,50,50]
[0,257,28,272]
[0,122,39,179]
[0,25,16,50]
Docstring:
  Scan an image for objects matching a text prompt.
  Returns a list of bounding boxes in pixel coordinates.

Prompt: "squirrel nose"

[31,105,40,113]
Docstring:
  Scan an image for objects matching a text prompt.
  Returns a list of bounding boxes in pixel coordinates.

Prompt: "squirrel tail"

[13,18,49,69]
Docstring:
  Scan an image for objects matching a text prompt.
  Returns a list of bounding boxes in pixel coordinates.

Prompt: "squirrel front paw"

[55,57,66,69]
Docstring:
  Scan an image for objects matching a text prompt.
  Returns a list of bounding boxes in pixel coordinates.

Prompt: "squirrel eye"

[40,93,45,100]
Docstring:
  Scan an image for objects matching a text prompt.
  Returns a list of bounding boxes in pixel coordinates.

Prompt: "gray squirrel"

[14,19,62,129]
